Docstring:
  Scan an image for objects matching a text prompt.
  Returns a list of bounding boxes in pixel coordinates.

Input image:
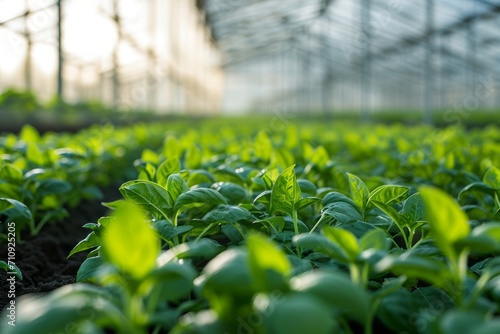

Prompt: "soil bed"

[0,188,120,311]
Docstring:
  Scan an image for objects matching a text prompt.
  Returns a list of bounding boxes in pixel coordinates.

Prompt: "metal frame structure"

[0,0,222,113]
[204,0,500,119]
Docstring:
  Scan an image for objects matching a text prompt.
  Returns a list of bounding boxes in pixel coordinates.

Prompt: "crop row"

[1,121,500,333]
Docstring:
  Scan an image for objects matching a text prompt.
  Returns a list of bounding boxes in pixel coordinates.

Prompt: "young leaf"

[202,205,255,224]
[0,198,32,226]
[0,260,22,280]
[68,232,100,258]
[255,292,337,334]
[368,185,409,206]
[291,271,371,323]
[271,165,300,215]
[174,188,226,214]
[320,202,362,224]
[157,158,181,185]
[76,256,103,282]
[139,261,197,302]
[322,227,359,261]
[375,254,448,285]
[296,197,321,211]
[359,229,388,252]
[346,173,369,211]
[119,180,173,219]
[247,233,291,291]
[419,186,470,260]
[153,220,193,242]
[400,192,425,227]
[293,233,349,263]
[483,166,500,190]
[101,203,159,279]
[254,131,273,161]
[166,173,189,203]
[185,146,202,169]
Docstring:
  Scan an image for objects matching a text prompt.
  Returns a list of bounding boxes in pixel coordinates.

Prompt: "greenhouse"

[0,1,500,333]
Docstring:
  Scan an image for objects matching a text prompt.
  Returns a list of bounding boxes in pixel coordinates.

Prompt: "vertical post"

[147,0,157,112]
[466,6,477,103]
[24,0,32,90]
[112,0,121,109]
[423,0,435,124]
[361,0,371,121]
[56,0,63,99]
[438,34,446,110]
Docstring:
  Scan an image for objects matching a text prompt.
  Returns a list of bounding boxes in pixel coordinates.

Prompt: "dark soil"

[0,188,121,311]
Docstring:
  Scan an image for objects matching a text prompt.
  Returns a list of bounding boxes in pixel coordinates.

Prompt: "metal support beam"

[56,0,63,98]
[361,0,371,121]
[424,0,435,124]
[112,0,121,109]
[466,7,477,97]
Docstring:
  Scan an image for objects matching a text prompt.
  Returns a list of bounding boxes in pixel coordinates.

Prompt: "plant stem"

[195,222,216,242]
[349,263,361,285]
[292,208,302,258]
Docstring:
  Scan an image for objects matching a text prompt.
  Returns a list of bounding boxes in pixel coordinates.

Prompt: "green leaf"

[157,158,181,185]
[400,192,425,227]
[76,256,103,282]
[419,186,470,260]
[373,276,407,299]
[376,288,416,333]
[153,220,193,242]
[459,182,496,200]
[375,254,448,285]
[203,205,255,224]
[26,143,45,165]
[0,260,22,280]
[483,166,500,189]
[296,197,321,211]
[297,179,318,196]
[438,310,500,334]
[19,124,40,143]
[166,173,188,203]
[322,192,360,212]
[310,145,329,168]
[255,292,337,334]
[185,146,202,169]
[254,130,273,161]
[68,232,100,258]
[119,180,173,219]
[271,165,300,215]
[164,135,181,159]
[368,185,409,206]
[37,179,72,196]
[139,261,197,302]
[457,222,500,253]
[347,173,369,211]
[371,200,403,228]
[0,164,22,182]
[320,202,362,224]
[291,271,370,323]
[0,284,131,334]
[175,188,226,214]
[293,233,349,263]
[157,239,224,265]
[247,233,291,291]
[0,198,32,226]
[213,182,249,205]
[359,229,388,252]
[196,249,254,300]
[254,216,285,234]
[322,226,359,261]
[101,203,159,279]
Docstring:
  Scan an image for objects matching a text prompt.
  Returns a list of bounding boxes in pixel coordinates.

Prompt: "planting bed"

[1,119,500,334]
